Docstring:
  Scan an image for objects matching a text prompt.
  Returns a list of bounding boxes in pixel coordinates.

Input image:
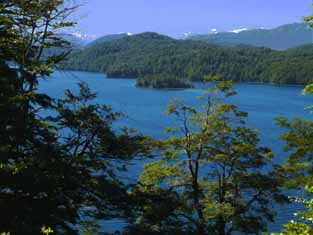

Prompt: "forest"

[1,1,313,235]
[61,32,313,88]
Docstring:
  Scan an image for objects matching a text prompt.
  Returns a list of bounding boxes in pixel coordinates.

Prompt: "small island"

[136,74,194,89]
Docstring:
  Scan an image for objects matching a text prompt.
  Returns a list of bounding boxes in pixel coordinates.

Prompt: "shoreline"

[57,69,307,89]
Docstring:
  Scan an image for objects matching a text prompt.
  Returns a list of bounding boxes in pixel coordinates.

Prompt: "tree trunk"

[217,217,226,235]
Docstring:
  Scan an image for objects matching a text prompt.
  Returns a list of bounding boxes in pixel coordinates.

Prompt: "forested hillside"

[62,32,313,88]
[3,0,313,234]
[86,33,129,47]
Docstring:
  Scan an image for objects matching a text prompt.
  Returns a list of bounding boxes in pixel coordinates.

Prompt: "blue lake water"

[39,70,313,233]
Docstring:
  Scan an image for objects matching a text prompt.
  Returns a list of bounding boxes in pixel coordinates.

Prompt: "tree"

[61,29,313,88]
[272,186,313,235]
[0,1,150,234]
[302,6,313,92]
[128,78,286,235]
[273,10,313,235]
[272,115,313,235]
[0,0,77,153]
[273,112,313,235]
[273,81,313,235]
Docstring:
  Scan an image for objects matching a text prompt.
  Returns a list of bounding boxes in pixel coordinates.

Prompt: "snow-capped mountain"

[186,23,313,50]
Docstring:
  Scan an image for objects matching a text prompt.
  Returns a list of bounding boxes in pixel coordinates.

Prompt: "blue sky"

[74,0,313,38]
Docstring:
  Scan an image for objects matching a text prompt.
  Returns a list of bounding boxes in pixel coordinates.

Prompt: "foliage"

[1,1,312,234]
[136,74,194,89]
[1,227,54,235]
[275,99,313,235]
[62,32,313,88]
[41,227,54,235]
[271,187,313,235]
[301,4,313,98]
[274,11,313,230]
[0,1,150,234]
[127,80,286,235]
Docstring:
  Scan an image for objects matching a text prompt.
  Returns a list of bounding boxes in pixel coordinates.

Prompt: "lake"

[39,70,313,233]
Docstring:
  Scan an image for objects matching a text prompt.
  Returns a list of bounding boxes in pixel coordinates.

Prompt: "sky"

[73,0,313,38]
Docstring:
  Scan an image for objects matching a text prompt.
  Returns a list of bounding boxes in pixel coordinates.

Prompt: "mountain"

[86,33,131,47]
[52,33,97,50]
[187,23,313,50]
[43,33,94,60]
[59,34,91,49]
[61,32,313,88]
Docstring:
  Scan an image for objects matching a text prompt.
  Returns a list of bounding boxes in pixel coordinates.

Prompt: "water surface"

[39,70,313,232]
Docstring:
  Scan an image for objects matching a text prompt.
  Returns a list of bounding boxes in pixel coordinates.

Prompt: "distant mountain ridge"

[187,23,313,50]
[43,33,89,58]
[59,34,90,48]
[61,31,313,88]
[86,33,131,47]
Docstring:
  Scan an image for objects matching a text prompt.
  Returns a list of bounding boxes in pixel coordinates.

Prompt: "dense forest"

[62,32,313,88]
[2,1,313,235]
